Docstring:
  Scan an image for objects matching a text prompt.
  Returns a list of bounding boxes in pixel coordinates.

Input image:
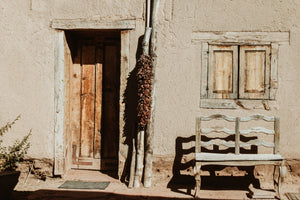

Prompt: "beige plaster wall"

[0,0,299,163]
[0,0,144,159]
[153,0,300,159]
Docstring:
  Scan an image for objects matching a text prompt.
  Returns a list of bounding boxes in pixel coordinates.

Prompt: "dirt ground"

[9,159,300,200]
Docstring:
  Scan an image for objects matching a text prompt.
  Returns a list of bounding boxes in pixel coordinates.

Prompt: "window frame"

[192,32,289,109]
[201,42,278,108]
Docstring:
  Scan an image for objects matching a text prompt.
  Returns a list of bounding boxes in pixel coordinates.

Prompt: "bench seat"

[196,153,284,162]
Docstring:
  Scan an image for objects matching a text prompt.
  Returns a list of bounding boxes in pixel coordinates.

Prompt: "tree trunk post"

[144,0,159,188]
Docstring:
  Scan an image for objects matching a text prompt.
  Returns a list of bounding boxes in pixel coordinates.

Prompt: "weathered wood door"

[70,41,120,170]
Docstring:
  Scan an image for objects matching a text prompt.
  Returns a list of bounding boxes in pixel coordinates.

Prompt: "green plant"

[0,115,31,171]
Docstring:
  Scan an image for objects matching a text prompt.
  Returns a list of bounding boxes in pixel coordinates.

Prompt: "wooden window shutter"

[201,42,209,99]
[239,45,271,99]
[208,45,238,99]
[270,43,279,100]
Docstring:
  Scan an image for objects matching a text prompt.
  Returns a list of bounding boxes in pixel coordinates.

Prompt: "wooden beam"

[270,43,279,100]
[274,117,280,154]
[200,99,238,109]
[200,160,283,166]
[200,42,208,99]
[235,117,240,155]
[119,30,131,179]
[54,30,65,175]
[196,153,284,161]
[144,0,160,188]
[195,117,201,153]
[192,32,290,45]
[51,19,136,30]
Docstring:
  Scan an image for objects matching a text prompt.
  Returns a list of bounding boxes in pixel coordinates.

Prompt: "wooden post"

[133,28,151,188]
[54,30,65,175]
[235,117,240,155]
[196,117,201,153]
[132,2,153,188]
[142,27,152,55]
[274,117,280,154]
[134,130,144,188]
[128,137,136,188]
[144,0,159,188]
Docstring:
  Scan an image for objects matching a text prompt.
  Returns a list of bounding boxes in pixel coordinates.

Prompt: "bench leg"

[194,162,201,199]
[274,162,286,199]
[273,165,280,199]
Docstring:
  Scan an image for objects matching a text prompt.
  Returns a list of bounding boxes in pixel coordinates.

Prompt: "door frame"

[52,19,134,176]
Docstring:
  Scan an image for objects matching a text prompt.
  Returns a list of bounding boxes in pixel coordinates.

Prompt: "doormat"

[286,193,300,200]
[58,181,110,190]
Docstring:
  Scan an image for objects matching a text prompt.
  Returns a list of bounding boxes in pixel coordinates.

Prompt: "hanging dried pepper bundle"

[137,55,153,131]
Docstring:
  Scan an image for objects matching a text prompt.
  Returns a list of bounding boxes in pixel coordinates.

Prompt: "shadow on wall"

[120,35,144,185]
[167,135,261,196]
[167,136,196,196]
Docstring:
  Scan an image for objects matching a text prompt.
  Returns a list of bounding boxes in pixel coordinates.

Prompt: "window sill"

[200,99,278,110]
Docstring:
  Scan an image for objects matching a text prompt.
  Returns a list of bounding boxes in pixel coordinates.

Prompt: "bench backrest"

[196,114,280,155]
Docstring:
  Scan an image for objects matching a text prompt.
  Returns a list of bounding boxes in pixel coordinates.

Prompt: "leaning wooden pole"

[144,0,159,188]
[132,13,152,188]
[128,137,136,188]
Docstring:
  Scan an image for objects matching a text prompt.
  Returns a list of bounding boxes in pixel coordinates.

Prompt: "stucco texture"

[0,0,300,162]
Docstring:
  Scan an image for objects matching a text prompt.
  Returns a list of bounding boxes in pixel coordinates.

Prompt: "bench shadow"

[167,135,261,197]
[167,136,196,196]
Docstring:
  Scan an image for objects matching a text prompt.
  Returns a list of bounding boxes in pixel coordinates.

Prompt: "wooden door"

[70,41,120,170]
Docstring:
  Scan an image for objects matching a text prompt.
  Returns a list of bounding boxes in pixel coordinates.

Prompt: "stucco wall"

[0,0,299,163]
[152,0,300,159]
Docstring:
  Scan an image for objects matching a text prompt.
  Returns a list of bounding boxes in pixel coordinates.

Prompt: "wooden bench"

[194,114,286,199]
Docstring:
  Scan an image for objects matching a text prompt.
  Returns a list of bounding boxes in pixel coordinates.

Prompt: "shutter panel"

[200,42,209,99]
[208,45,238,99]
[239,45,270,99]
[80,45,96,157]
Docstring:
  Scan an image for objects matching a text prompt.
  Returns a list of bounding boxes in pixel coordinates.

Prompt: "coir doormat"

[59,181,110,190]
[287,193,300,200]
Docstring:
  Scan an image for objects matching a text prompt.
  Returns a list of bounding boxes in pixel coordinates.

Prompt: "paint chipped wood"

[196,153,284,161]
[239,45,270,99]
[70,45,82,164]
[208,45,238,99]
[270,43,279,100]
[192,32,290,45]
[119,30,130,179]
[94,47,103,159]
[54,31,65,175]
[194,114,285,198]
[144,0,160,188]
[80,45,96,158]
[52,19,136,30]
[200,42,208,99]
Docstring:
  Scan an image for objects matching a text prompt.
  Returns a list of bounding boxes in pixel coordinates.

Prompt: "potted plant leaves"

[0,115,31,199]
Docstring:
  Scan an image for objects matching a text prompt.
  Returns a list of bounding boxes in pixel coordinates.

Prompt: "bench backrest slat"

[240,115,275,122]
[240,127,274,135]
[201,114,236,122]
[201,128,235,135]
[240,139,275,148]
[201,139,235,148]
